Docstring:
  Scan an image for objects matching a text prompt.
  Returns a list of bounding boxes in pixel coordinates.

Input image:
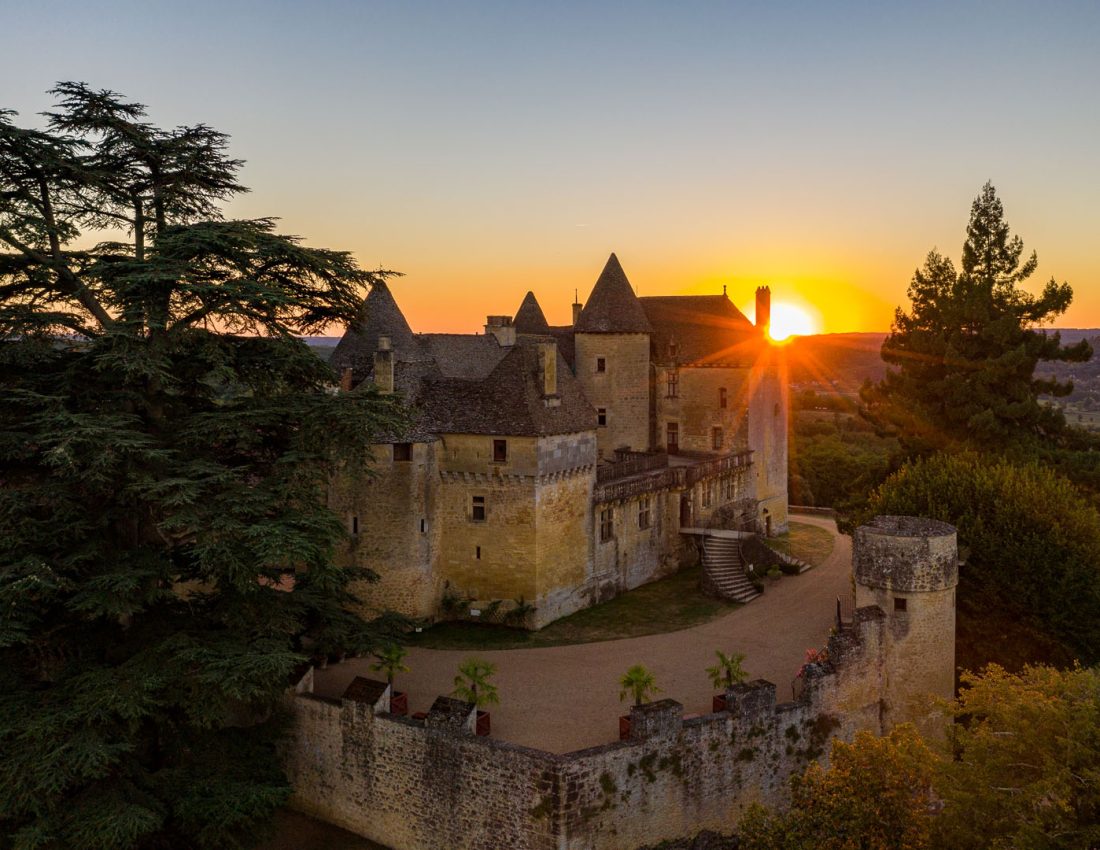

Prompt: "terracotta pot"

[390,691,408,717]
[476,710,491,736]
[619,715,632,741]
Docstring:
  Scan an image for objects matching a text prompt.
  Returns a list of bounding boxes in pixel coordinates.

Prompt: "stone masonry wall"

[747,351,788,534]
[574,333,652,458]
[329,441,441,619]
[285,609,891,850]
[654,365,751,455]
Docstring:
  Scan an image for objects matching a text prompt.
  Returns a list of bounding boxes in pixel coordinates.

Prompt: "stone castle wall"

[747,351,788,534]
[329,441,441,619]
[854,517,958,735]
[574,333,652,458]
[285,608,891,850]
[653,365,752,455]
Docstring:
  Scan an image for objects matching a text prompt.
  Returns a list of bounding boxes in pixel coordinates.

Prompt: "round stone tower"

[853,515,958,734]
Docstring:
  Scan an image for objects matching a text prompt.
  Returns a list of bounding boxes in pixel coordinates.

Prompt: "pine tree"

[0,84,404,849]
[862,182,1090,455]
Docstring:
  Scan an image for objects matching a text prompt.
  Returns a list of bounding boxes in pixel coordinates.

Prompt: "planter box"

[390,691,409,717]
[411,711,428,721]
[476,710,491,736]
[619,715,632,741]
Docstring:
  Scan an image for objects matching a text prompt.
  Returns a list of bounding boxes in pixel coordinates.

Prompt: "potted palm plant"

[452,657,499,736]
[370,644,410,716]
[706,649,748,712]
[618,665,660,740]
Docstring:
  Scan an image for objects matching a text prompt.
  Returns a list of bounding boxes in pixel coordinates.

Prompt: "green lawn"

[763,520,835,567]
[409,565,740,651]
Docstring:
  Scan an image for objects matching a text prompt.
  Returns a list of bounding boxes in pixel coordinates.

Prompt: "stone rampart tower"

[574,253,653,458]
[854,515,958,735]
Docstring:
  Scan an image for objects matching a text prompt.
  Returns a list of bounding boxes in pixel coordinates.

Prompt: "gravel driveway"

[312,513,850,753]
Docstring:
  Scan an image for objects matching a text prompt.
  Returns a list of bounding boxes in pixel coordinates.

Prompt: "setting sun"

[767,302,819,342]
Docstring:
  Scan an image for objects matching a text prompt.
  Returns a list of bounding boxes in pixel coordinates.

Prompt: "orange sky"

[9,3,1098,337]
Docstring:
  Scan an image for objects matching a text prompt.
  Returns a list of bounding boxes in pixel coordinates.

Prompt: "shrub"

[866,452,1100,658]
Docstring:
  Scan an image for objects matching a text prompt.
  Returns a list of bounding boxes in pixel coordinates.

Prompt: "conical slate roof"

[575,253,652,334]
[513,290,551,335]
[330,281,416,373]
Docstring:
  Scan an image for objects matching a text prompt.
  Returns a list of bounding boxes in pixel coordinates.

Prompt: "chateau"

[328,254,788,628]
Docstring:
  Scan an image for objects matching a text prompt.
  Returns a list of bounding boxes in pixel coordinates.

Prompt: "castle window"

[894,597,908,612]
[350,515,359,535]
[599,507,614,542]
[638,497,651,530]
[666,370,679,398]
[723,476,734,501]
[712,426,723,450]
[666,422,679,454]
[702,482,713,508]
[719,387,727,408]
[471,496,486,522]
[597,407,607,426]
[774,402,780,418]
[393,443,412,461]
[492,439,508,463]
[596,357,606,373]
[476,546,481,560]
[669,340,678,357]
[420,518,426,533]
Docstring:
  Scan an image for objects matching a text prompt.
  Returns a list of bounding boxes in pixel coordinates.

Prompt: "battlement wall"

[284,608,890,850]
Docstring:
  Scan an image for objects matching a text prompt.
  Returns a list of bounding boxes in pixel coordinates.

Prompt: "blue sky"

[5,1,1099,332]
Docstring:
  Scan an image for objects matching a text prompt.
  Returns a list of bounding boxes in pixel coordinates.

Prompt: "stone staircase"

[700,534,760,603]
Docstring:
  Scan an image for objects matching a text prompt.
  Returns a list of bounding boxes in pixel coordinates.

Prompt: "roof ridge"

[513,290,551,334]
[575,253,653,334]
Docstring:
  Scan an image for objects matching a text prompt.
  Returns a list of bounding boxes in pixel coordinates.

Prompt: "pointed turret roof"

[330,280,416,374]
[575,253,652,334]
[513,290,551,335]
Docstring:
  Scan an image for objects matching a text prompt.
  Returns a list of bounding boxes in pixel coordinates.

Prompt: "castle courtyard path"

[311,512,851,754]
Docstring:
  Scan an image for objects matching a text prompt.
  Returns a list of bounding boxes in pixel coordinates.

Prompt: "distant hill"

[785,329,1100,398]
[301,335,340,363]
[786,333,888,393]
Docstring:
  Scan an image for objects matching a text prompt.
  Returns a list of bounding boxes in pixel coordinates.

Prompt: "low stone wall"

[284,608,889,850]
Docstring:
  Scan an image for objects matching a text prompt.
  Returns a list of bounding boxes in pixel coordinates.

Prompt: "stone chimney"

[485,315,516,347]
[572,289,582,326]
[538,341,558,397]
[374,335,394,394]
[755,286,771,336]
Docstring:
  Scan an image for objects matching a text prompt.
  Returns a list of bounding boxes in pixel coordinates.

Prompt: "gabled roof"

[330,281,416,376]
[419,340,596,436]
[419,334,511,380]
[640,294,759,366]
[513,291,551,335]
[575,254,652,334]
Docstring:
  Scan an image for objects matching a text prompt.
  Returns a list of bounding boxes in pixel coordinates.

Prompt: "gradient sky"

[5,1,1099,333]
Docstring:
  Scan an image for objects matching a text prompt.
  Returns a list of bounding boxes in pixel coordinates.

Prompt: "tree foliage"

[739,725,935,850]
[451,658,499,709]
[862,182,1090,455]
[0,84,404,849]
[933,664,1100,850]
[865,452,1100,659]
[706,650,748,690]
[619,665,660,707]
[741,665,1100,850]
